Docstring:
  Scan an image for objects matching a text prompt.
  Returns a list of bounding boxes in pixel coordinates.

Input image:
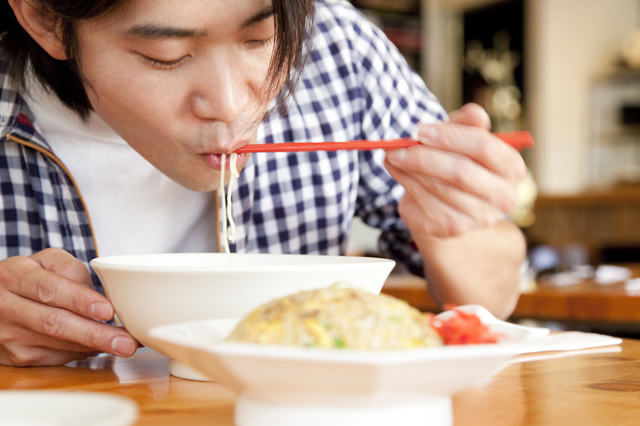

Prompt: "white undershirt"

[25,80,218,257]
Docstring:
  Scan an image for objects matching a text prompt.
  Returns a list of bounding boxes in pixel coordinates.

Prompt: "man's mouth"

[205,152,246,171]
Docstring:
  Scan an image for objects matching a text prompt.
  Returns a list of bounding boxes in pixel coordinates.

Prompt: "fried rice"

[225,287,443,350]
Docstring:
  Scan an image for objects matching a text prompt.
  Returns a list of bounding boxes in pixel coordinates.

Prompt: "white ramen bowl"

[90,253,395,380]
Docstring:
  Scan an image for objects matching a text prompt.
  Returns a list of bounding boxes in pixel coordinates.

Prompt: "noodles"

[220,153,239,265]
[227,154,239,243]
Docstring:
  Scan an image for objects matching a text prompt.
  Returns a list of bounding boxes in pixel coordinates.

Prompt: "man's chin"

[162,154,249,192]
[187,180,223,193]
[162,173,220,193]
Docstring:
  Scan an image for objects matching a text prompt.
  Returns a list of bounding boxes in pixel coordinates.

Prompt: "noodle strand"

[226,153,238,243]
[220,154,231,265]
[220,153,239,266]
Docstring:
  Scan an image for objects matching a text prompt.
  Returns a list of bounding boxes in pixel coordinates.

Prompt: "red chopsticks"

[234,130,534,154]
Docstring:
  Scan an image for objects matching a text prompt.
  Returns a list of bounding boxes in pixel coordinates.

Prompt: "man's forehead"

[112,0,274,38]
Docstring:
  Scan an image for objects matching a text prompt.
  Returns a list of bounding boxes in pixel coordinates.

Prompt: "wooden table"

[382,270,640,325]
[2,342,640,425]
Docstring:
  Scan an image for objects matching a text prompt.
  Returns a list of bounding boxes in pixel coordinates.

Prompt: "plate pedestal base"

[169,359,213,381]
[235,393,453,426]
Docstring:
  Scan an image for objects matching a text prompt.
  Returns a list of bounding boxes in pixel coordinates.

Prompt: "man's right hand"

[0,248,138,366]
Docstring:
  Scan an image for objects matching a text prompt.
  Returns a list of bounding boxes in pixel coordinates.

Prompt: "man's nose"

[189,53,250,123]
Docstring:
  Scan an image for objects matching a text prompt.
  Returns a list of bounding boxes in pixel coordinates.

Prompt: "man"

[0,0,527,366]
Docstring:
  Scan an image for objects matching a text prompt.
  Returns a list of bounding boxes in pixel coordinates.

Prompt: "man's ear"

[8,0,67,60]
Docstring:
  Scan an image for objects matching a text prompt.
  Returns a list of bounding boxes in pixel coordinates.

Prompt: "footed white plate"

[149,305,549,426]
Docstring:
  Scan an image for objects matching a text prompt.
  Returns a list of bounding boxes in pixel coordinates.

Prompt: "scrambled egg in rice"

[225,287,443,350]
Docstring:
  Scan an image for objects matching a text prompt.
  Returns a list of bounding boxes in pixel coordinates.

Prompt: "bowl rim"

[90,253,396,272]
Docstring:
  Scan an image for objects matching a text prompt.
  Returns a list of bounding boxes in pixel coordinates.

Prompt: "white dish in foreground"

[0,391,138,426]
[149,305,548,426]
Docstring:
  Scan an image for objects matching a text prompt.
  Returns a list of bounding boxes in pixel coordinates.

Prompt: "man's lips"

[205,152,246,171]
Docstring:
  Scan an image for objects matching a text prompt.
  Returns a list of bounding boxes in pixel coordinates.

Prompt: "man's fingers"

[385,161,496,237]
[0,322,99,353]
[1,256,114,322]
[30,248,94,289]
[11,298,137,357]
[386,146,518,213]
[415,124,527,183]
[447,102,492,130]
[0,249,135,367]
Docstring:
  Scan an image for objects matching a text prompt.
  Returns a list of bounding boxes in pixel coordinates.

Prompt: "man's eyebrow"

[123,6,274,39]
[241,6,274,29]
[124,25,206,39]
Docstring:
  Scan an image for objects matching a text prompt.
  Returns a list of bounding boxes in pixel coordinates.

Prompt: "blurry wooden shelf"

[382,266,640,324]
[533,186,640,207]
[526,187,640,262]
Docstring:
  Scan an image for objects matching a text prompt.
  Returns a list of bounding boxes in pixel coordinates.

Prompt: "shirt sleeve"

[341,4,447,276]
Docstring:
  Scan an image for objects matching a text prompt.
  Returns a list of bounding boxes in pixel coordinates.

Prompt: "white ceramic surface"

[148,305,546,426]
[90,253,395,379]
[0,391,138,426]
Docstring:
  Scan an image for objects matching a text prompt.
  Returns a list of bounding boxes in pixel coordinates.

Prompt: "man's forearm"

[413,220,526,320]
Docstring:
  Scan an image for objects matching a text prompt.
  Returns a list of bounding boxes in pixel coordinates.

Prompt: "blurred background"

[346,0,640,338]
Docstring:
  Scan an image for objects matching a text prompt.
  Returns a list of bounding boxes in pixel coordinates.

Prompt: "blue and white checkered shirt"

[0,0,446,290]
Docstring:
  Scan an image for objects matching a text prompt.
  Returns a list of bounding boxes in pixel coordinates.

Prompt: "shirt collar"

[0,62,53,152]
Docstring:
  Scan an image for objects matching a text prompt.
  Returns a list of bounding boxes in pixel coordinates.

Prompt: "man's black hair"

[0,0,314,119]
